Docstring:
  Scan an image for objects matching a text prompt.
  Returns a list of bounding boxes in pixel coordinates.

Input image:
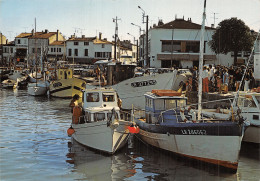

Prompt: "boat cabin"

[57,68,73,79]
[81,88,121,123]
[145,90,187,124]
[234,92,260,124]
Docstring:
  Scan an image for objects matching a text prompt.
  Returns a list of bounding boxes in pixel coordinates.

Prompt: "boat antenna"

[198,0,207,120]
[232,30,260,108]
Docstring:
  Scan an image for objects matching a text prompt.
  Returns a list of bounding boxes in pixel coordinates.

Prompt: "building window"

[59,48,61,52]
[32,48,35,53]
[54,48,56,52]
[18,39,21,44]
[68,49,72,56]
[11,48,13,53]
[102,44,105,48]
[74,42,79,45]
[85,49,88,56]
[84,42,89,46]
[51,48,53,52]
[74,49,78,56]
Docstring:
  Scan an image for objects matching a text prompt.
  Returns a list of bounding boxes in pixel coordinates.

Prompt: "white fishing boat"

[1,79,16,89]
[112,70,188,110]
[68,88,131,154]
[27,80,50,96]
[201,91,260,144]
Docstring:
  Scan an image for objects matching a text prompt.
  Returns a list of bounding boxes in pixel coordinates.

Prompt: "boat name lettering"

[131,80,157,87]
[53,82,62,88]
[181,129,206,135]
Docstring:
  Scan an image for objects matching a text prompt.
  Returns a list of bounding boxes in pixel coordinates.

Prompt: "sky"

[0,0,260,43]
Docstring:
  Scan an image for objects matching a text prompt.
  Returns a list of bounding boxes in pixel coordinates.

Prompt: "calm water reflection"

[0,89,259,181]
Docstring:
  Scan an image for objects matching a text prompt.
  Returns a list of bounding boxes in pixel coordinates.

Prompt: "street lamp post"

[127,33,138,64]
[131,23,145,66]
[138,6,149,68]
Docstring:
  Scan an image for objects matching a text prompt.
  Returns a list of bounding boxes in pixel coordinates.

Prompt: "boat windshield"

[86,92,99,102]
[103,93,115,102]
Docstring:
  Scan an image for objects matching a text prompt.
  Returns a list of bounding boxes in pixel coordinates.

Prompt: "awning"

[157,54,216,61]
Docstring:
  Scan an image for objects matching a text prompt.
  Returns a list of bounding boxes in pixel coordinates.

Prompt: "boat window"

[146,98,149,107]
[86,92,99,102]
[154,99,164,110]
[94,113,105,121]
[244,98,256,107]
[149,99,153,108]
[177,99,186,108]
[165,100,176,110]
[103,93,115,102]
[60,71,63,75]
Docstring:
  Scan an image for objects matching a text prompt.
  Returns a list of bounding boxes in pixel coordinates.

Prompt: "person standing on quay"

[202,66,209,93]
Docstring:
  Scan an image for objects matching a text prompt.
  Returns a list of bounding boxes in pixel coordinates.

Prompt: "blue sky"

[0,0,260,42]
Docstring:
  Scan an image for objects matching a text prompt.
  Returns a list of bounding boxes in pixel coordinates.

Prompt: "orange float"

[152,89,182,96]
[67,127,75,136]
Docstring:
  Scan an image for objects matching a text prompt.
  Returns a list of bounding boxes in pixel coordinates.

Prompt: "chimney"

[99,32,102,40]
[56,29,59,41]
[45,29,49,33]
[82,35,85,38]
[211,24,214,28]
[104,38,107,41]
[32,29,34,36]
[6,39,8,44]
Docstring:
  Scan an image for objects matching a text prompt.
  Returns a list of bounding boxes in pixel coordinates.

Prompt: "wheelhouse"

[145,91,187,124]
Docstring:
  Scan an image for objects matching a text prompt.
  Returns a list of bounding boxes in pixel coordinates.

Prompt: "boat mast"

[198,0,207,120]
[35,17,38,86]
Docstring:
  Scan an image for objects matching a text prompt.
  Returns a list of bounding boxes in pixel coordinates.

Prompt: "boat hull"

[49,78,86,99]
[243,125,260,144]
[27,82,49,96]
[72,120,130,154]
[136,119,243,170]
[112,71,188,109]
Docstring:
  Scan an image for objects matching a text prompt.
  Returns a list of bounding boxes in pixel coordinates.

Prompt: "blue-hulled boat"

[134,90,247,171]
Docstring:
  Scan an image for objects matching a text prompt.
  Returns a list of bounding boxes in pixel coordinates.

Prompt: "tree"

[209,17,254,65]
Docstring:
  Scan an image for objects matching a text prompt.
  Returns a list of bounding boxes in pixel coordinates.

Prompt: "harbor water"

[0,89,259,181]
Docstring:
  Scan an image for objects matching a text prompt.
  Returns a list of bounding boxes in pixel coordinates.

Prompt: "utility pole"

[138,6,149,68]
[113,16,121,60]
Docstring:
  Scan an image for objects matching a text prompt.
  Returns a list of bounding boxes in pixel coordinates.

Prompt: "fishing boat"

[112,69,189,110]
[49,68,86,99]
[201,91,260,144]
[68,88,131,154]
[133,89,247,171]
[133,0,247,171]
[27,80,50,96]
[1,79,16,89]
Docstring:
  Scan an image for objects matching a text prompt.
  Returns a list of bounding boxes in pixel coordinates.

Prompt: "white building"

[2,42,16,65]
[66,33,112,64]
[47,40,66,61]
[143,18,233,68]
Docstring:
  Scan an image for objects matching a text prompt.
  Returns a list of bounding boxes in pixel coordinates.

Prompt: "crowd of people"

[186,64,257,94]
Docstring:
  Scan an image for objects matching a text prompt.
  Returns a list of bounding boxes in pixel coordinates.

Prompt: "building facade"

[140,18,234,68]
